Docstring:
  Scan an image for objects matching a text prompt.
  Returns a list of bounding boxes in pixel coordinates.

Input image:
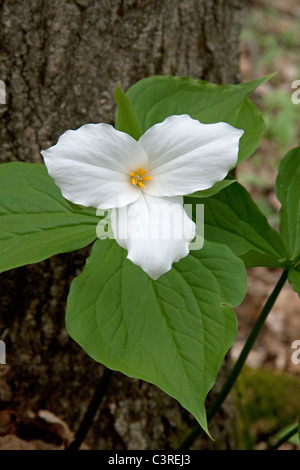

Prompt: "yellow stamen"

[129,167,152,189]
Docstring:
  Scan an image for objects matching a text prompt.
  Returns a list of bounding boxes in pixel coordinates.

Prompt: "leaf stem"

[66,367,113,450]
[268,424,298,450]
[178,269,289,450]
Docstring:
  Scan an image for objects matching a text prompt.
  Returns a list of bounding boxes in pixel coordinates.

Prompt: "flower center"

[130,167,152,189]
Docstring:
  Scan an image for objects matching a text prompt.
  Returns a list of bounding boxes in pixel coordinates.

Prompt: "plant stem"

[178,269,289,450]
[269,424,298,450]
[67,367,113,450]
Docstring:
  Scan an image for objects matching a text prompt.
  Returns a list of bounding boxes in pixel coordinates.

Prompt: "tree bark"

[0,0,244,449]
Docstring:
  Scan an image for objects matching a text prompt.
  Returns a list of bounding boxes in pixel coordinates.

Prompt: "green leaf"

[186,179,235,198]
[66,238,247,434]
[288,264,300,297]
[125,74,273,164]
[185,181,287,267]
[114,82,142,140]
[239,251,284,268]
[0,163,99,273]
[273,422,300,447]
[275,146,300,262]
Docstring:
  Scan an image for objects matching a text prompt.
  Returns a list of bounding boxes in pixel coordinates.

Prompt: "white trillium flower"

[41,114,244,280]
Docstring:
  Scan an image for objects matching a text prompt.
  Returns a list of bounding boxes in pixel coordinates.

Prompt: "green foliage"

[185,181,287,268]
[274,146,300,296]
[186,179,235,199]
[1,75,299,437]
[288,265,300,297]
[272,422,300,448]
[263,91,300,150]
[66,238,247,434]
[275,146,300,262]
[185,144,300,300]
[114,82,141,140]
[125,74,272,165]
[0,163,98,273]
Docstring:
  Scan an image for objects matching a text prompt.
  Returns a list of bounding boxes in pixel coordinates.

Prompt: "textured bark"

[0,0,243,449]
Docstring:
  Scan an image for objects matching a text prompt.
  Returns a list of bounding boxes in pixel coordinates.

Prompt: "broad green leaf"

[114,82,141,140]
[66,238,247,434]
[288,264,300,297]
[185,181,287,267]
[0,163,99,273]
[186,179,235,198]
[125,74,272,164]
[275,146,300,262]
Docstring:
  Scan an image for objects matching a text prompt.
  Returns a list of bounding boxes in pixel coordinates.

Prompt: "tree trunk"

[0,0,244,449]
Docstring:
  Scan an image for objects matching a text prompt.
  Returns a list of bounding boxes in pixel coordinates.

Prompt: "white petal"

[41,123,148,209]
[138,114,244,197]
[111,193,196,280]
